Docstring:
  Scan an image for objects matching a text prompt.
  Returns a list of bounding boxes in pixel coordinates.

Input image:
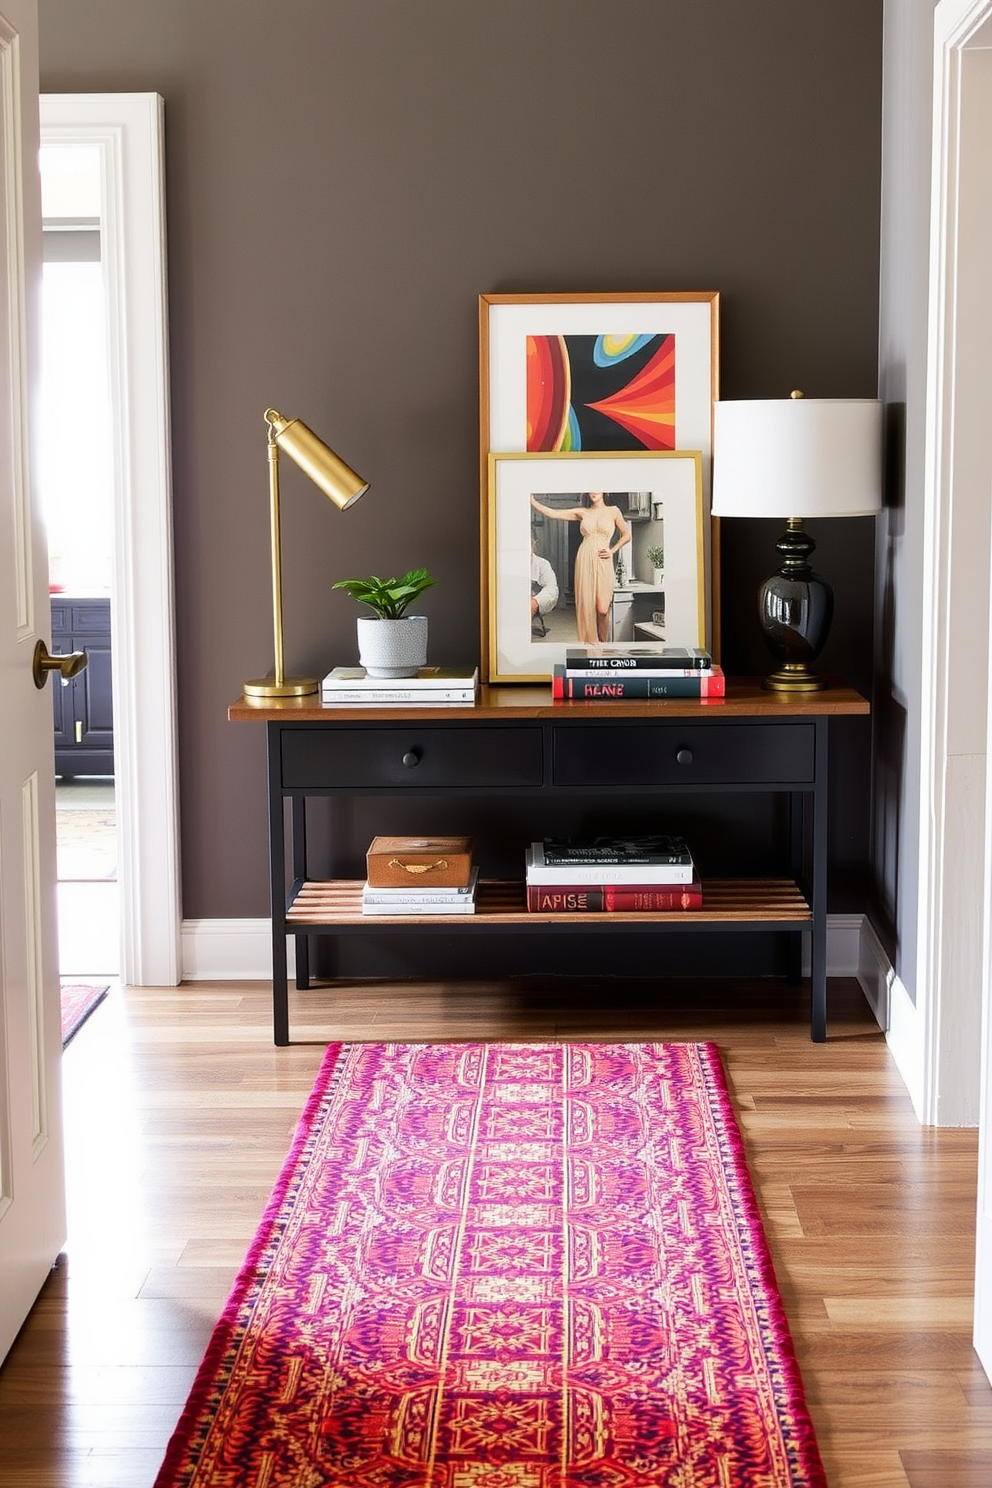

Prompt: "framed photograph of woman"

[487,450,705,683]
[478,291,719,675]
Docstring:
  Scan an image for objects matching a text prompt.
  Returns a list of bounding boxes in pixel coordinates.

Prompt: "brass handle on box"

[388,858,450,875]
[32,639,88,690]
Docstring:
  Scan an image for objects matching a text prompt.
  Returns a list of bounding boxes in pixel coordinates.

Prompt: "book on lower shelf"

[526,881,703,913]
[540,833,692,865]
[361,867,480,915]
[526,842,696,885]
[322,666,479,705]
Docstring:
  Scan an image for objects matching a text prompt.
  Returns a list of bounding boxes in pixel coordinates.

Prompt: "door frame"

[913,0,992,1127]
[40,94,180,987]
[921,0,992,1372]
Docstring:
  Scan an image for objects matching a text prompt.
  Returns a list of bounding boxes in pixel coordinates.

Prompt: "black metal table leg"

[266,724,290,1045]
[292,795,311,990]
[786,789,804,985]
[809,718,829,1041]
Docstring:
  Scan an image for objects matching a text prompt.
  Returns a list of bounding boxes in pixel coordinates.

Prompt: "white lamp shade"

[711,397,883,519]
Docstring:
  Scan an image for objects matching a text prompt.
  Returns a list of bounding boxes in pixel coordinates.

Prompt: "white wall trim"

[914,0,992,1128]
[40,94,181,987]
[182,920,294,982]
[181,915,862,985]
[925,0,992,1389]
[858,914,927,1122]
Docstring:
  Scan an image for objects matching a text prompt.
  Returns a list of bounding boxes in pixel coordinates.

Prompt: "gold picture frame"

[487,450,705,683]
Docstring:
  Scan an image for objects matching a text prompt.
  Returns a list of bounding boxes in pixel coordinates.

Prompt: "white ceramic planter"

[357,615,428,678]
[652,568,664,587]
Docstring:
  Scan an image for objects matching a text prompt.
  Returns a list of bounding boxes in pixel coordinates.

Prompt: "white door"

[0,0,66,1365]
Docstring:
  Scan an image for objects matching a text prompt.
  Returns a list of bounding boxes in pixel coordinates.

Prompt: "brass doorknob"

[32,639,88,690]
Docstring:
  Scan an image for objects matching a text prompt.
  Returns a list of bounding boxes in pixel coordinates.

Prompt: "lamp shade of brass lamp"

[244,408,369,700]
[711,393,882,691]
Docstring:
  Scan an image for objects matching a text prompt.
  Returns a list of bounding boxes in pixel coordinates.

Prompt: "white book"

[321,689,477,704]
[524,845,695,885]
[322,665,479,690]
[361,897,477,916]
[362,869,479,905]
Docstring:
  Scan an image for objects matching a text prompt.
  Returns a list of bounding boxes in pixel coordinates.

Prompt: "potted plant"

[332,567,437,677]
[646,544,664,587]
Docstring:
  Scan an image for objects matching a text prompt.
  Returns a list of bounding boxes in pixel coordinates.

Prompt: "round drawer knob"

[401,748,422,768]
[676,747,694,766]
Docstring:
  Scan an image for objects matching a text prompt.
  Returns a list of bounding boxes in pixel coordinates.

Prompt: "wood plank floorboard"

[0,975,987,1487]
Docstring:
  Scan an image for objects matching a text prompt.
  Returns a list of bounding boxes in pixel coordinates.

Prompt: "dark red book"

[526,881,703,913]
[552,665,725,700]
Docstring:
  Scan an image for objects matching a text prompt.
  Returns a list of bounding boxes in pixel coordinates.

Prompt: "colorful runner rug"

[155,1042,825,1488]
[59,981,109,1047]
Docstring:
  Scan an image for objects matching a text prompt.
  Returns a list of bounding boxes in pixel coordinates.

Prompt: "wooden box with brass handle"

[366,835,473,889]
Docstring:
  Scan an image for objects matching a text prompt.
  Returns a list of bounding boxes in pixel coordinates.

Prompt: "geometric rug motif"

[153,1041,826,1488]
[60,981,109,1047]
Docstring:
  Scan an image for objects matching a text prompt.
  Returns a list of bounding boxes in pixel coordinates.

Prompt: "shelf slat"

[284,878,812,927]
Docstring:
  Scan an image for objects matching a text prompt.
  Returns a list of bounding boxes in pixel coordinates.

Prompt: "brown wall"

[39,0,883,926]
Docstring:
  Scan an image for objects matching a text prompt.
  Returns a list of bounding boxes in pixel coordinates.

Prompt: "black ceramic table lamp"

[711,392,882,691]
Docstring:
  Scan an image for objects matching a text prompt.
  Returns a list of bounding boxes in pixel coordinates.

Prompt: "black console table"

[230,680,869,1046]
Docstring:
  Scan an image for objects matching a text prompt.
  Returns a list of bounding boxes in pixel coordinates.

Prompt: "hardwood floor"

[0,975,987,1486]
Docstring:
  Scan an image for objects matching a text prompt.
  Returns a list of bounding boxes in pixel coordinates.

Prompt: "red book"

[551,666,725,700]
[526,882,703,913]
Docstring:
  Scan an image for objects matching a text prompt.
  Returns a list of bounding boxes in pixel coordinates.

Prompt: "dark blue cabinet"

[50,598,114,778]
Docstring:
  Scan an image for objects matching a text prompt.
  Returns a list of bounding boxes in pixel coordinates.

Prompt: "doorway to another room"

[55,782,119,980]
[41,141,119,985]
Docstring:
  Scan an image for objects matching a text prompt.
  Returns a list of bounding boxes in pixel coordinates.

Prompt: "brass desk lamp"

[244,408,369,700]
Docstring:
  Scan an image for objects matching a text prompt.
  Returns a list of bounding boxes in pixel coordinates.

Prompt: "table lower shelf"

[284,878,812,929]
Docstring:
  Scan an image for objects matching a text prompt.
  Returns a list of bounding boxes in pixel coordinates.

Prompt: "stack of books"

[551,647,724,701]
[322,666,479,706]
[361,834,478,915]
[525,833,702,913]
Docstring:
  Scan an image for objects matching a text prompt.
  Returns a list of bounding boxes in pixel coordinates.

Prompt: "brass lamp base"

[762,662,828,693]
[243,675,318,700]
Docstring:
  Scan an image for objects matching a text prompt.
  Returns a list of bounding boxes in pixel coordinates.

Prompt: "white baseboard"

[181,914,866,983]
[181,918,295,981]
[856,914,925,1120]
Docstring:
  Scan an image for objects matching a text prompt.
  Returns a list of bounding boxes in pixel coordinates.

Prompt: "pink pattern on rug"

[60,982,109,1046]
[154,1042,826,1487]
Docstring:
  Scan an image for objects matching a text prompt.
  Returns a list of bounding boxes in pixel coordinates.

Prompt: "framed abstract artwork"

[479,292,719,676]
[486,450,705,683]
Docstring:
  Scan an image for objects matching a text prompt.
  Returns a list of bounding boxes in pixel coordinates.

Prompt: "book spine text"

[526,884,703,912]
[552,672,725,699]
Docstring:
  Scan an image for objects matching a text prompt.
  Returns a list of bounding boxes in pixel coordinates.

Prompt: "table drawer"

[281,725,544,789]
[553,722,815,787]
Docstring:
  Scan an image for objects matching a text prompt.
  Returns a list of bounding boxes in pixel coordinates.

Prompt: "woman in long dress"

[530,491,631,643]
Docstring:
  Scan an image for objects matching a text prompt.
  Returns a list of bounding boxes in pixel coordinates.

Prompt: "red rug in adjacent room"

[59,981,109,1047]
[154,1041,826,1488]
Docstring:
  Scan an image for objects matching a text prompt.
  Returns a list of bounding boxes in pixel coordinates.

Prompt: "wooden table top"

[229,677,870,723]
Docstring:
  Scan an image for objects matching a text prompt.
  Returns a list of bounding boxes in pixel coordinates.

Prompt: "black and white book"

[539,834,693,865]
[526,844,695,886]
[563,647,712,672]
